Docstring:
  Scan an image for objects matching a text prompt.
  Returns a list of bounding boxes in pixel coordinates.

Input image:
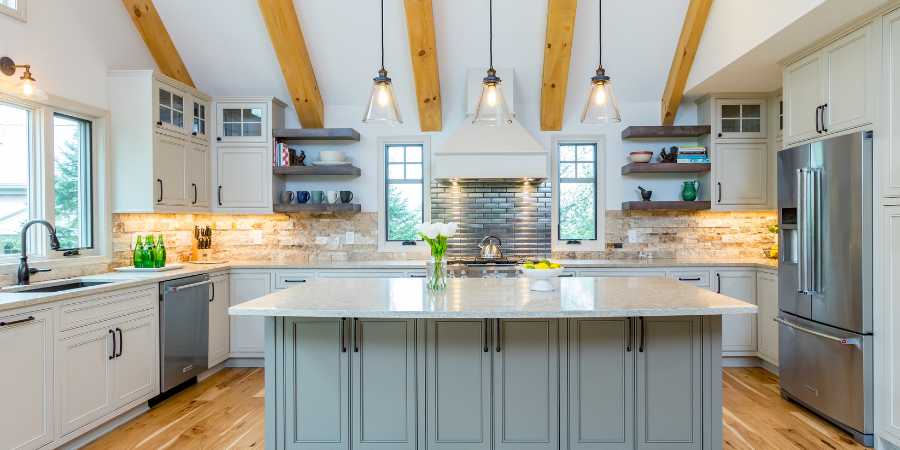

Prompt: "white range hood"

[433,68,549,183]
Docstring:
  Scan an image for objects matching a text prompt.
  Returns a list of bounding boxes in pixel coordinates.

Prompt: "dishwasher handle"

[165,279,213,292]
[774,317,859,345]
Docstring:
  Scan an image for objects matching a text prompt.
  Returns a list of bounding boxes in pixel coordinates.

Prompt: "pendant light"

[472,0,512,126]
[363,0,402,125]
[0,57,49,101]
[581,0,620,124]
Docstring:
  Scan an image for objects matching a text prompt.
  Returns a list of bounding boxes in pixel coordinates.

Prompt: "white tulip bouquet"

[418,222,458,289]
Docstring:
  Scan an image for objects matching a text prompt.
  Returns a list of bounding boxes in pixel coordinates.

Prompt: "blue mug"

[310,191,325,204]
[297,191,311,204]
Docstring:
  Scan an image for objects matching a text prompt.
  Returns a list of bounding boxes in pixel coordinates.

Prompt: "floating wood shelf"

[273,203,361,213]
[273,165,361,176]
[621,126,711,139]
[621,201,711,211]
[273,128,361,141]
[621,163,711,174]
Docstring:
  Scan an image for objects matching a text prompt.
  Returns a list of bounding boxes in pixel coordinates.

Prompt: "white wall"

[0,0,156,110]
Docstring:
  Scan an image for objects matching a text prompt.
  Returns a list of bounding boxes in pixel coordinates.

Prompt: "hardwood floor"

[82,366,865,450]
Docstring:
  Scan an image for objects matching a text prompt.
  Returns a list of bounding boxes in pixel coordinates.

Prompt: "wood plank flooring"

[82,366,865,450]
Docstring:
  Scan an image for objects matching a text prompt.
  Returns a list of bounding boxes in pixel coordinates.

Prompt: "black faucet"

[17,220,61,286]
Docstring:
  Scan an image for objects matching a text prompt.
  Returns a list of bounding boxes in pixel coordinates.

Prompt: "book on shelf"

[677,156,710,164]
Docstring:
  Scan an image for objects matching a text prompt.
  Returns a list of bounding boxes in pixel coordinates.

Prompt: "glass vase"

[426,257,448,290]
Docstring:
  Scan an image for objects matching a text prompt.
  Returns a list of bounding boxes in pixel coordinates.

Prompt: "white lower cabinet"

[230,272,272,358]
[209,274,230,366]
[882,206,900,442]
[0,308,54,450]
[714,270,758,354]
[756,271,779,365]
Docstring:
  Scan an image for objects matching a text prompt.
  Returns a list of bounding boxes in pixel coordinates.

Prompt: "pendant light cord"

[598,0,602,66]
[489,0,494,69]
[381,0,385,70]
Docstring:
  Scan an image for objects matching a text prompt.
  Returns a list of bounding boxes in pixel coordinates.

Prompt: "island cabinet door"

[566,318,635,450]
[281,317,349,450]
[636,316,703,450]
[351,318,417,450]
[425,319,492,450]
[493,319,559,450]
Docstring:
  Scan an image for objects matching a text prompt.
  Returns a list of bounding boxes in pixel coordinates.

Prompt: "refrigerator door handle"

[797,168,807,294]
[810,169,822,294]
[774,317,859,345]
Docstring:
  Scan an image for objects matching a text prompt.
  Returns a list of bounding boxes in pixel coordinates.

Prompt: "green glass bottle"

[133,235,143,268]
[155,235,166,268]
[143,235,155,268]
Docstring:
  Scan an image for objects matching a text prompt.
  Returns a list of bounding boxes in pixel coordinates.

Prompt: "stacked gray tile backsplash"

[431,181,552,258]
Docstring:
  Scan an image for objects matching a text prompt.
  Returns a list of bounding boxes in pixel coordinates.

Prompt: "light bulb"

[378,86,388,106]
[487,85,497,107]
[595,85,606,105]
[22,80,33,97]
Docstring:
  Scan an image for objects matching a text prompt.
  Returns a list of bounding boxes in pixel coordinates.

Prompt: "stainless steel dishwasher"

[159,274,211,394]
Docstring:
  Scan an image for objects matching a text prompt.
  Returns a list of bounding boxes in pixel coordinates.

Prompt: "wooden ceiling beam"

[661,0,713,126]
[122,0,195,88]
[257,0,325,129]
[540,0,578,131]
[404,0,442,132]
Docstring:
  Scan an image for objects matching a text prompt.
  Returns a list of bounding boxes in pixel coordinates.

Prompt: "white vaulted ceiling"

[150,0,691,122]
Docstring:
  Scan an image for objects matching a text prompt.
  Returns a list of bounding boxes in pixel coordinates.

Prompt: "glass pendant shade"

[581,67,620,124]
[472,69,512,126]
[16,78,48,101]
[363,69,402,125]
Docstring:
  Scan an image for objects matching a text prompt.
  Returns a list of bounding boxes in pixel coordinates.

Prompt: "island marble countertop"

[228,277,758,318]
[0,258,775,313]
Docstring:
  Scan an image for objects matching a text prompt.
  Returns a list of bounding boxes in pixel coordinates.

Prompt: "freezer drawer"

[777,314,872,436]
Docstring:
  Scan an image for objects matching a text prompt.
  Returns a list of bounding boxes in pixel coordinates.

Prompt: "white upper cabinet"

[108,71,212,213]
[715,98,767,139]
[714,142,769,207]
[215,102,271,144]
[783,23,873,146]
[883,8,900,198]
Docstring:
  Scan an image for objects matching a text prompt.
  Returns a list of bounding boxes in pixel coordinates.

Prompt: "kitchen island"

[230,276,756,450]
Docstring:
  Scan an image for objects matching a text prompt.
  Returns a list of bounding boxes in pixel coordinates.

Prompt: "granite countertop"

[228,277,758,318]
[0,258,776,313]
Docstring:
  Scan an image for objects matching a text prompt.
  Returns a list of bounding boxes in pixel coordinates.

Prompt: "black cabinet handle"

[116,327,123,358]
[678,277,701,281]
[495,319,501,352]
[0,316,34,326]
[821,104,828,132]
[627,317,632,352]
[217,137,222,142]
[341,318,347,353]
[717,132,722,138]
[157,179,163,202]
[815,105,822,133]
[717,182,722,203]
[109,329,116,360]
[192,131,198,136]
[717,273,721,294]
[409,274,426,278]
[157,121,163,126]
[192,184,197,204]
[484,319,489,352]
[218,186,222,206]
[353,318,360,352]
[639,317,645,353]
[283,280,307,283]
[559,273,574,277]
[210,282,215,302]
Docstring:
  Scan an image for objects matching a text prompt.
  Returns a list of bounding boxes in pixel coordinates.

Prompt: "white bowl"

[519,267,565,291]
[319,151,346,162]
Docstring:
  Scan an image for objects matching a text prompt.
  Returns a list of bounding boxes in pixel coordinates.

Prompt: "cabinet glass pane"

[721,119,740,133]
[243,109,262,122]
[224,123,241,136]
[742,104,761,118]
[242,123,261,136]
[172,95,184,112]
[159,89,171,107]
[173,111,183,128]
[159,106,171,124]
[742,119,761,133]
[721,105,740,118]
[200,105,206,119]
[223,109,241,122]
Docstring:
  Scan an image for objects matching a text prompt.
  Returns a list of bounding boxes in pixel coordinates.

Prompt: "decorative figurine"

[289,148,307,166]
[638,186,652,201]
[660,146,678,163]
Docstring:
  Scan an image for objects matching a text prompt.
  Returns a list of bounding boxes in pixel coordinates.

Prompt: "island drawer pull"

[354,318,360,352]
[483,319,489,352]
[495,319,501,352]
[0,316,34,326]
[627,318,632,352]
[774,317,859,345]
[678,277,701,281]
[716,273,721,294]
[283,280,307,283]
[639,317,645,353]
[341,318,347,353]
[210,283,215,303]
[109,329,116,360]
[116,327,123,358]
[559,274,574,277]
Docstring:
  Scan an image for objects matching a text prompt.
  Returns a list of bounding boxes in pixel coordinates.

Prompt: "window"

[222,108,262,137]
[53,114,93,250]
[0,0,26,22]
[551,136,605,251]
[378,137,431,252]
[0,103,29,254]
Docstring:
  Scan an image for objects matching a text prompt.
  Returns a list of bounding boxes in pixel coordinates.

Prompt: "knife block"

[190,236,214,262]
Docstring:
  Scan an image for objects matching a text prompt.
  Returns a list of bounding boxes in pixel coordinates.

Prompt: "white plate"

[311,161,353,166]
[114,264,188,272]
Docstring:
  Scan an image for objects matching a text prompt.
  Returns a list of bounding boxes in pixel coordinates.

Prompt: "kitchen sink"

[11,281,118,293]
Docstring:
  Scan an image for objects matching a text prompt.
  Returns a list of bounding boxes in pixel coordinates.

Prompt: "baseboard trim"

[54,403,149,450]
[722,356,766,367]
[197,360,228,381]
[760,359,779,376]
[226,357,265,368]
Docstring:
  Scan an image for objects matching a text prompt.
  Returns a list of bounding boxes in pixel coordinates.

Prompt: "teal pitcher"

[682,180,700,201]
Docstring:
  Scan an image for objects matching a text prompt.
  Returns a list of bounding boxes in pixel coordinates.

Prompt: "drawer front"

[667,270,712,289]
[316,270,407,278]
[274,271,315,290]
[577,270,667,278]
[59,285,158,331]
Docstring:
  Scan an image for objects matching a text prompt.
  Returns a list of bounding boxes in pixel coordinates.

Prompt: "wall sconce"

[1,57,49,101]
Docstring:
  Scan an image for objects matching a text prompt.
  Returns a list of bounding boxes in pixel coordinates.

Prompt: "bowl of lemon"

[519,260,565,291]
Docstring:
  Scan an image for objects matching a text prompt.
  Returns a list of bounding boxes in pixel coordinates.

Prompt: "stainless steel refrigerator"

[776,131,874,447]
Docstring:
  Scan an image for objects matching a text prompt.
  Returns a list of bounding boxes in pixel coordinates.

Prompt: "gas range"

[444,257,531,278]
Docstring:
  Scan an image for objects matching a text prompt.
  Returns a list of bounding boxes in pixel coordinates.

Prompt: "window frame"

[0,87,111,272]
[551,135,606,252]
[377,136,431,253]
[0,0,26,22]
[52,112,94,251]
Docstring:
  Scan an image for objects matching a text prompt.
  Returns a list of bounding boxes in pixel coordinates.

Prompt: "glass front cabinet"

[714,98,767,139]
[215,102,269,143]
